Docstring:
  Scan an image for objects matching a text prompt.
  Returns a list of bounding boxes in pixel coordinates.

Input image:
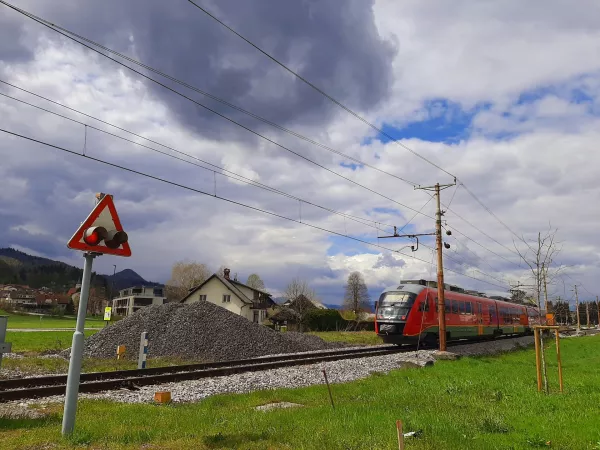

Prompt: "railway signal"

[62,193,131,436]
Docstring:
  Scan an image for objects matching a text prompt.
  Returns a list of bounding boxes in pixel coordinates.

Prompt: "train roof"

[381,283,427,295]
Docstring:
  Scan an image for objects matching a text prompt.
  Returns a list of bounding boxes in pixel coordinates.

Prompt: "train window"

[419,300,429,312]
[460,302,466,314]
[452,300,459,314]
[445,301,451,313]
[466,302,472,314]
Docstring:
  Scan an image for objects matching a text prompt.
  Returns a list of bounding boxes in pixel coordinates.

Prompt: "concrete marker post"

[62,252,96,436]
[138,332,148,369]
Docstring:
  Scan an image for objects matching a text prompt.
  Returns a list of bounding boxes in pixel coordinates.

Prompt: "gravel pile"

[77,302,342,361]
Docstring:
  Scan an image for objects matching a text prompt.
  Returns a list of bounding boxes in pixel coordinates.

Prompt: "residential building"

[112,285,166,317]
[282,294,327,312]
[181,268,275,323]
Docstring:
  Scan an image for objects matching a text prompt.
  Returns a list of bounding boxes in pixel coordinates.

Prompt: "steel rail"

[0,345,404,402]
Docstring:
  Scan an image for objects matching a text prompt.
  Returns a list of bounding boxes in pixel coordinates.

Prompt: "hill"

[0,247,161,294]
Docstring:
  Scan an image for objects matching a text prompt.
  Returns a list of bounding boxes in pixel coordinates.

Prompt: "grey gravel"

[75,302,343,361]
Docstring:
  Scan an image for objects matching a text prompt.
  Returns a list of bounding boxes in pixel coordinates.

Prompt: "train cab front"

[375,290,417,345]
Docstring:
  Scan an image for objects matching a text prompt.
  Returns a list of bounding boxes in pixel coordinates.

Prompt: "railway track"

[0,345,407,402]
[0,335,532,403]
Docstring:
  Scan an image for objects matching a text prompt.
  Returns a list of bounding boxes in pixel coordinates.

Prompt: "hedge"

[302,309,375,332]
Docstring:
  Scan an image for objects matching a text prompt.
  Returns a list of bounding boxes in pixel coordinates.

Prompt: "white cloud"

[1,0,600,306]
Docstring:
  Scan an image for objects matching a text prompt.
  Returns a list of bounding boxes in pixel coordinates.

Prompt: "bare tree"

[165,261,211,302]
[343,271,370,316]
[246,273,265,290]
[284,277,317,330]
[514,225,562,394]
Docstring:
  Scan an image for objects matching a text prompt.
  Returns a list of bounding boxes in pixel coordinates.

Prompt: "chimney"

[223,268,230,280]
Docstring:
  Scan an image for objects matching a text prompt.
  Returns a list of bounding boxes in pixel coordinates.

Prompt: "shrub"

[302,309,346,331]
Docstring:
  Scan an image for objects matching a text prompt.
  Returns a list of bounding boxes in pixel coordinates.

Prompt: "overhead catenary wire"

[185,0,456,181]
[0,127,511,291]
[0,1,419,189]
[0,0,534,277]
[182,0,537,268]
[0,87,401,235]
[0,1,436,222]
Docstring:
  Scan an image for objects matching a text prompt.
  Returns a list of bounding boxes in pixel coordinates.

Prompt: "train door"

[477,303,484,336]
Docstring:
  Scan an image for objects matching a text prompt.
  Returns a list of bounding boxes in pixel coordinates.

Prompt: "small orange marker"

[154,391,171,404]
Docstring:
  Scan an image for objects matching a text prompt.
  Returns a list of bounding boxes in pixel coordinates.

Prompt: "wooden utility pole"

[574,285,580,331]
[415,181,455,351]
[434,184,447,351]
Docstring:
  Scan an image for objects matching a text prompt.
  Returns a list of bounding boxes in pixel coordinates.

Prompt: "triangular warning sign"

[67,195,132,257]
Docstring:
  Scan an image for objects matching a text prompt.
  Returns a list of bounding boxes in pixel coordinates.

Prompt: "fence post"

[138,332,148,369]
[534,327,542,392]
[555,329,564,393]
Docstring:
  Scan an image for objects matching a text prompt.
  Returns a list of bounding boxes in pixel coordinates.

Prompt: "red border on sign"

[67,195,132,257]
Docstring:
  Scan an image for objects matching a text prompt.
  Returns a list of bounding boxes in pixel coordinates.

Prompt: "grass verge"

[309,330,383,346]
[5,330,99,354]
[0,310,105,329]
[2,335,598,449]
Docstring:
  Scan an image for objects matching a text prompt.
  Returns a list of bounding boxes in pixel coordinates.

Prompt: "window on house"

[153,288,163,297]
[223,294,231,303]
[199,295,207,301]
[132,288,142,294]
[253,310,259,323]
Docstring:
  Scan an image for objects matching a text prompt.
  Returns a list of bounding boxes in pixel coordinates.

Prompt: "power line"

[182,0,532,273]
[0,1,419,189]
[459,182,536,253]
[0,87,402,235]
[1,0,532,277]
[185,0,457,181]
[0,0,436,222]
[0,126,511,291]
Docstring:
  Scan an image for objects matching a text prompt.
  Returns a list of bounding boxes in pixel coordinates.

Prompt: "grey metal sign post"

[0,316,11,369]
[62,252,96,435]
[62,192,130,436]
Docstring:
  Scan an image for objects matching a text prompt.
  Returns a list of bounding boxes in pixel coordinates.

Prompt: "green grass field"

[0,310,104,329]
[5,330,99,354]
[2,335,598,449]
[308,331,382,346]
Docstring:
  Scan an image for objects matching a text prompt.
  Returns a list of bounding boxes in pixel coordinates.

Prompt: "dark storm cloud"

[1,0,395,139]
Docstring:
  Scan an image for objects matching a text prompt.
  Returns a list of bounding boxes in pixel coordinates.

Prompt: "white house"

[112,285,166,317]
[181,268,275,323]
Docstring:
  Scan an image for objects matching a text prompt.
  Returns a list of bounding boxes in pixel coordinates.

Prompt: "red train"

[375,279,546,345]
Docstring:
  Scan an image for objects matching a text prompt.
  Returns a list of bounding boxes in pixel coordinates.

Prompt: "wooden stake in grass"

[116,345,126,360]
[321,369,335,410]
[396,420,405,450]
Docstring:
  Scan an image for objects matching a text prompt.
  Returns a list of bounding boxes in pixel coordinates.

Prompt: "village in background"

[1,246,595,331]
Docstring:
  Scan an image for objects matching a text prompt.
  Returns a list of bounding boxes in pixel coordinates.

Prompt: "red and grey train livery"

[375,280,546,345]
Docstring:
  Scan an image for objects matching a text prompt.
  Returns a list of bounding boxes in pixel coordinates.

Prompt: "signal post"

[62,193,131,436]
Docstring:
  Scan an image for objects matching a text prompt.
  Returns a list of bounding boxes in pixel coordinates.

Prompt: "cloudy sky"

[1,0,599,305]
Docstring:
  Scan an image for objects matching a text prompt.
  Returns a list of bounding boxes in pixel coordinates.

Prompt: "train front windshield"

[376,292,417,320]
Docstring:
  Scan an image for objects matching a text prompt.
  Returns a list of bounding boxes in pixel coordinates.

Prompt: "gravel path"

[3,336,535,408]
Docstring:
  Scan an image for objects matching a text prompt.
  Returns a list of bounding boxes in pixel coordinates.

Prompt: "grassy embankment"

[308,331,382,346]
[1,335,599,449]
[3,330,196,374]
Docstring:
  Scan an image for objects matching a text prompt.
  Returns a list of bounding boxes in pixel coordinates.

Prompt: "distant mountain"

[0,247,161,294]
[106,269,162,292]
